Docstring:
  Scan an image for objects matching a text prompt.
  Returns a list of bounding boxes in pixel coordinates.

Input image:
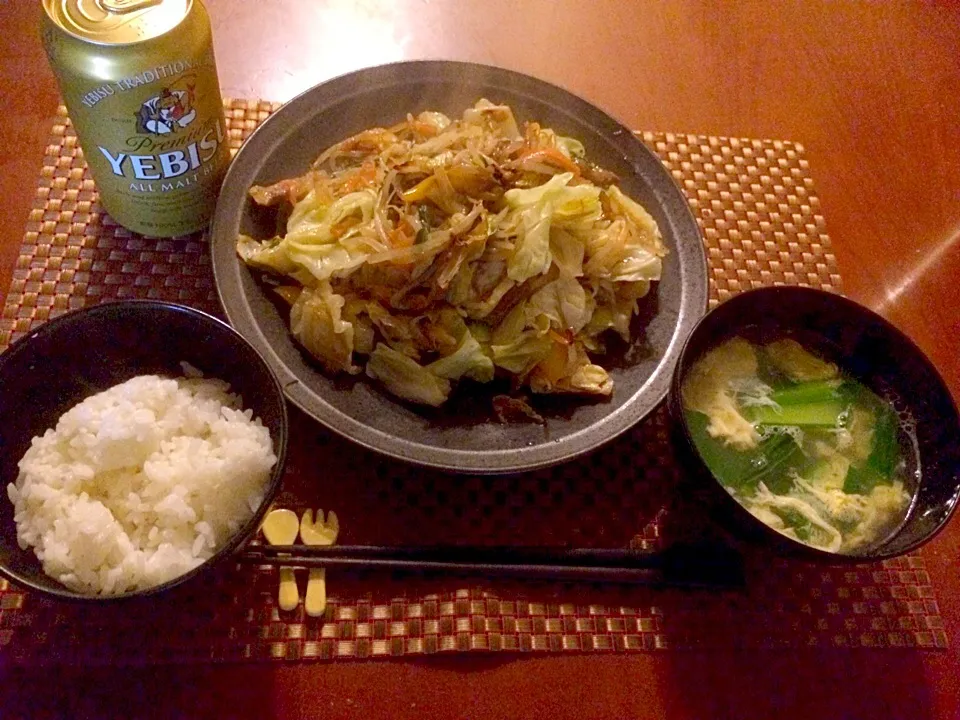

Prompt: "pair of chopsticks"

[239,542,745,589]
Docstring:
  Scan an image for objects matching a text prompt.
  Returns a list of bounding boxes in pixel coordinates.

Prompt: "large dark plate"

[210,61,708,474]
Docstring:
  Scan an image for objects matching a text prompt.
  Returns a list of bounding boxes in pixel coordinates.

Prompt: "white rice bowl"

[6,373,277,596]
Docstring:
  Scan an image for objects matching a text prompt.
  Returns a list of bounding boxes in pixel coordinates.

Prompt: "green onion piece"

[748,400,847,428]
[843,464,884,495]
[868,404,899,477]
[751,433,806,493]
[685,411,802,493]
[770,379,843,406]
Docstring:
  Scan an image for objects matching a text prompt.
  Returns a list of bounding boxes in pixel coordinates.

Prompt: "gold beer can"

[41,0,229,237]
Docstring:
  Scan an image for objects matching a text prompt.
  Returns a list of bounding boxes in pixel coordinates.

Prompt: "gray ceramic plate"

[210,61,708,474]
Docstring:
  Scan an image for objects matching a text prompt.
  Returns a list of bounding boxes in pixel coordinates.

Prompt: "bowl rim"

[668,285,960,563]
[0,299,289,601]
[209,59,710,474]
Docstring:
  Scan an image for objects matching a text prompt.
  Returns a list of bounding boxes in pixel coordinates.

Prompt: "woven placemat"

[0,101,946,666]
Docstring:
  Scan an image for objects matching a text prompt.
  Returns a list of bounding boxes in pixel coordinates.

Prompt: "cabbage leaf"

[529,341,613,396]
[491,316,553,375]
[505,173,602,284]
[290,283,359,375]
[426,329,494,383]
[507,201,554,284]
[365,343,451,407]
[528,276,594,334]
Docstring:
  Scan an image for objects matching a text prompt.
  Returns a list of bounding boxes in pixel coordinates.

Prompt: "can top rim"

[42,0,193,46]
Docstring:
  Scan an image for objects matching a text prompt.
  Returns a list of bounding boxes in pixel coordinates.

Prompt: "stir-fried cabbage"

[238,100,668,407]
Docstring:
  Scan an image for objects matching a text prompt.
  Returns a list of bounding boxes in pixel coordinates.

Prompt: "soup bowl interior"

[668,286,960,562]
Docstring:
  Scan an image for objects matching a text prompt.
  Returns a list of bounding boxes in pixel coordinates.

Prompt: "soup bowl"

[668,286,960,563]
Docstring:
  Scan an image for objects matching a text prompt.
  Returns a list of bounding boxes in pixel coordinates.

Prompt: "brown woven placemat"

[0,101,946,666]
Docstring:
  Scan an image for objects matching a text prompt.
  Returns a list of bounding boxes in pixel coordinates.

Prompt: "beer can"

[41,0,229,237]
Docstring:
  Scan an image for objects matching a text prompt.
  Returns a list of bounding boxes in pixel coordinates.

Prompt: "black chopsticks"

[239,542,745,589]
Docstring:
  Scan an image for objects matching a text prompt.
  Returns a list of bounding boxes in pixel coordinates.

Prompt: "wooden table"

[1,2,958,717]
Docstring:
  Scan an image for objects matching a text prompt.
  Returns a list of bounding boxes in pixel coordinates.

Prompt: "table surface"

[1,2,958,718]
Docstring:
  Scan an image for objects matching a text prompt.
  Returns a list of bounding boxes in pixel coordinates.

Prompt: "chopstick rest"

[261,509,301,611]
[299,509,340,617]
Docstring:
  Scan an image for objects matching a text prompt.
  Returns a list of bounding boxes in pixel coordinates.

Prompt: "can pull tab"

[100,0,164,13]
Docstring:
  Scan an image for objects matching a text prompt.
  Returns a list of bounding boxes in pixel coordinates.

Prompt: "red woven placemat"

[0,101,946,665]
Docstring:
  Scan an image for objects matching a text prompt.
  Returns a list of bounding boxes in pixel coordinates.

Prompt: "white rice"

[6,373,277,596]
